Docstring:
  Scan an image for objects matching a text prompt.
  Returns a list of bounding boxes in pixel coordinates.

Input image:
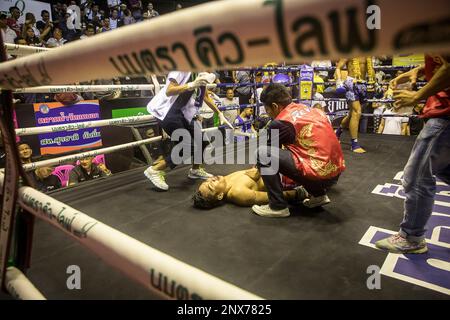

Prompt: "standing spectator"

[222,88,239,121]
[7,6,21,37]
[128,0,143,22]
[52,2,66,28]
[118,3,128,19]
[122,9,135,25]
[109,9,122,29]
[222,88,240,144]
[36,10,54,42]
[376,55,450,254]
[0,14,17,44]
[200,90,221,129]
[46,27,67,47]
[377,107,409,135]
[234,70,252,105]
[144,3,159,19]
[61,8,78,41]
[86,3,101,22]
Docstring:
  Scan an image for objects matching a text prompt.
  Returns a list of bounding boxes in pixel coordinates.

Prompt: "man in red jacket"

[376,55,450,254]
[252,84,346,218]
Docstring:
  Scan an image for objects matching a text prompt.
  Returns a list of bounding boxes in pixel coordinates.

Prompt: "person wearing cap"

[144,72,234,191]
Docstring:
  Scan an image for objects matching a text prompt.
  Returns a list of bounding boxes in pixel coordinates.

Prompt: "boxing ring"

[1,0,449,300]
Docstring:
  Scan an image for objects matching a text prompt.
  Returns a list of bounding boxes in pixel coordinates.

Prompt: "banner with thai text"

[33,100,102,155]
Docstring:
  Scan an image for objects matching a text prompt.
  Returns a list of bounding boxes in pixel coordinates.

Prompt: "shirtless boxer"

[192,167,308,209]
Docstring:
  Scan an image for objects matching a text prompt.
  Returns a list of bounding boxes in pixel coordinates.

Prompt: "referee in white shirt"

[144,71,233,191]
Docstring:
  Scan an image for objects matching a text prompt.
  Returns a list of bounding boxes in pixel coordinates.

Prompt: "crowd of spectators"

[1,1,182,48]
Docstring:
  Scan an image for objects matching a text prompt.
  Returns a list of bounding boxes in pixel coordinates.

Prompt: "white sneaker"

[252,204,290,218]
[303,194,330,208]
[144,167,169,191]
[188,168,213,180]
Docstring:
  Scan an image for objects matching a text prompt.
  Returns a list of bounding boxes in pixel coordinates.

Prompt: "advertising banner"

[33,100,102,155]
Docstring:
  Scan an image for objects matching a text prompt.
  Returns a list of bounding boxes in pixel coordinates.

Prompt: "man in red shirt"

[376,55,450,254]
[252,84,346,218]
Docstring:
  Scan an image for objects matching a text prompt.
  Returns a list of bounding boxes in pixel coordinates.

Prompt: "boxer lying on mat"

[192,167,308,209]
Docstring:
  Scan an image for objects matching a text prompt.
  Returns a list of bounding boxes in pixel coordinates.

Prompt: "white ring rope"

[14,84,216,93]
[22,136,163,171]
[0,172,262,300]
[21,126,253,171]
[15,114,155,137]
[5,267,46,300]
[14,84,156,94]
[3,43,51,57]
[0,0,448,89]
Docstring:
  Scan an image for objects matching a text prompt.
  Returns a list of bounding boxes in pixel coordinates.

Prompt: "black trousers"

[257,145,339,209]
[159,106,208,169]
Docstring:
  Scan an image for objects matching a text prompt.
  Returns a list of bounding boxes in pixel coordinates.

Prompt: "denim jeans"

[400,117,450,241]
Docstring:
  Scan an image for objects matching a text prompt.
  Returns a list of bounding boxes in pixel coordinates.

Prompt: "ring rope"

[15,96,416,139]
[20,120,254,171]
[22,136,162,171]
[3,43,51,57]
[15,84,217,93]
[0,0,447,90]
[14,84,155,94]
[5,267,46,300]
[15,114,155,137]
[233,65,421,72]
[0,172,262,300]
